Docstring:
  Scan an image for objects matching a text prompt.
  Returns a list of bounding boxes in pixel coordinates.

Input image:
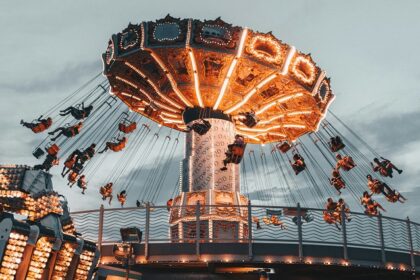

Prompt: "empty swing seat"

[32,148,45,159]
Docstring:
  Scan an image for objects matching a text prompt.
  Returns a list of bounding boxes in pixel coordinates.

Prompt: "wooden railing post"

[297,203,303,261]
[98,204,104,253]
[195,201,201,260]
[145,203,150,260]
[247,200,253,260]
[341,207,348,260]
[406,217,415,270]
[377,213,386,264]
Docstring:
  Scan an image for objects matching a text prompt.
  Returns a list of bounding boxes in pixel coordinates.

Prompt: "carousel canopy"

[103,15,334,144]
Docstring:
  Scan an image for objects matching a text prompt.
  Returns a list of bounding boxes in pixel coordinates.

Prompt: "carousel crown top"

[103,15,334,144]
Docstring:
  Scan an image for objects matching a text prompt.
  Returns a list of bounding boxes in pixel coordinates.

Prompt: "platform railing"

[70,203,420,267]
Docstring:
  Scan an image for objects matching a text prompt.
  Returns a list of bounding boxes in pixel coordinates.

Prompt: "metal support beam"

[196,201,201,260]
[407,217,415,270]
[247,200,253,260]
[377,213,386,264]
[297,203,303,261]
[145,203,150,260]
[98,204,104,254]
[341,207,348,260]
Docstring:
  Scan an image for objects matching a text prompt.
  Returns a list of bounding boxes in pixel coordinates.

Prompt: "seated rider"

[240,110,259,128]
[324,198,341,229]
[48,122,83,141]
[76,143,96,164]
[330,169,346,194]
[336,198,351,222]
[270,215,286,229]
[385,188,407,203]
[329,136,345,152]
[335,154,356,171]
[99,137,127,154]
[366,174,393,196]
[371,157,403,178]
[166,198,173,211]
[21,115,52,133]
[117,190,127,207]
[34,154,59,172]
[360,191,386,215]
[77,175,87,194]
[67,161,84,186]
[221,135,245,171]
[252,217,262,230]
[290,153,306,175]
[60,102,93,120]
[61,153,78,177]
[100,183,113,205]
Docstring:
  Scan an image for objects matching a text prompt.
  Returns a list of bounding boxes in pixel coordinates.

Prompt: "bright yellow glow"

[213,28,248,110]
[125,62,183,110]
[161,111,179,118]
[237,125,282,133]
[255,93,304,115]
[160,115,184,124]
[148,50,192,107]
[257,114,286,125]
[280,46,296,75]
[248,35,282,64]
[189,49,204,107]
[283,124,306,129]
[225,73,278,114]
[311,71,326,95]
[291,55,316,84]
[116,76,137,89]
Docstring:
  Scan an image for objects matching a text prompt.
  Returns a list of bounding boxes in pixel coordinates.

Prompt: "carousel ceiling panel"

[102,16,335,144]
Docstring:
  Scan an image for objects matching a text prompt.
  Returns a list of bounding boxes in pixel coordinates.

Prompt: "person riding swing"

[330,169,346,194]
[371,157,403,178]
[221,135,245,171]
[100,183,113,205]
[77,175,87,194]
[328,136,345,152]
[99,137,127,153]
[21,115,52,133]
[335,154,356,171]
[290,153,306,175]
[117,190,127,207]
[60,102,93,120]
[48,122,83,141]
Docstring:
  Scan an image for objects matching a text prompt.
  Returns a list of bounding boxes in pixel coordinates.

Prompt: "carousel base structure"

[0,165,100,280]
[169,190,249,242]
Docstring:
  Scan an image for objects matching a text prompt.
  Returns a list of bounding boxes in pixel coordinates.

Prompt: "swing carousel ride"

[0,17,412,278]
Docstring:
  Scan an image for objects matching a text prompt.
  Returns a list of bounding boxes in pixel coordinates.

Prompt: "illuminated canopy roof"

[103,15,335,143]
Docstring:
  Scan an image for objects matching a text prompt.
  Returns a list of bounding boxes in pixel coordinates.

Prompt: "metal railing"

[70,203,420,267]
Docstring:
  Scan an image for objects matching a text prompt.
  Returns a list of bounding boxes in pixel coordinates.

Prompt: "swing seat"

[68,172,78,183]
[109,143,126,152]
[46,143,60,156]
[241,114,258,128]
[323,212,336,224]
[32,147,45,159]
[329,136,346,152]
[119,122,137,134]
[229,144,246,164]
[31,123,48,133]
[277,142,291,153]
[191,120,211,135]
[144,106,158,118]
[231,145,245,157]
